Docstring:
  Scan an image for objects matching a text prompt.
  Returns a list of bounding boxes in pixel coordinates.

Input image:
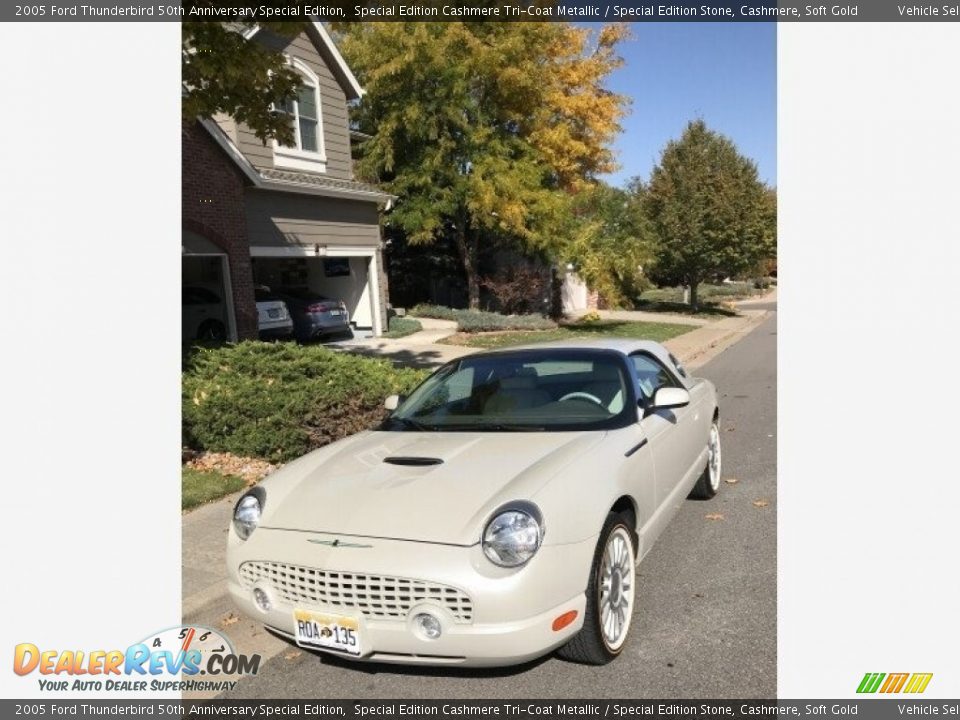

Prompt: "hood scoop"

[383,456,444,467]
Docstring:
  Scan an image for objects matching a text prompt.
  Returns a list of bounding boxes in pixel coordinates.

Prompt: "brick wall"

[181,120,258,340]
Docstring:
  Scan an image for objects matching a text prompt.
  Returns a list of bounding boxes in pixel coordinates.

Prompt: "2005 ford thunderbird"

[227,340,722,667]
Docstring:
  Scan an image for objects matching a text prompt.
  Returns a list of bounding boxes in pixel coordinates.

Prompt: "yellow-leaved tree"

[334,21,630,308]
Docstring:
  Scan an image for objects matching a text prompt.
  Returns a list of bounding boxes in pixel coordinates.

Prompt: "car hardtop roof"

[476,338,673,359]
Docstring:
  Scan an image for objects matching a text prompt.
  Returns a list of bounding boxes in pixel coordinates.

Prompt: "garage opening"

[182,231,237,343]
[250,253,377,339]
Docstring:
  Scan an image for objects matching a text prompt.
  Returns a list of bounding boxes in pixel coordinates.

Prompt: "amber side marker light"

[552,610,578,631]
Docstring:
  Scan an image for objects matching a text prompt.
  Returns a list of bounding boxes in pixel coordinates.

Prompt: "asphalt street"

[219,306,777,699]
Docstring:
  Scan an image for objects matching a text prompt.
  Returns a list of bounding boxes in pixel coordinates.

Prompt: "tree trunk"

[688,281,699,312]
[549,267,564,321]
[455,222,481,309]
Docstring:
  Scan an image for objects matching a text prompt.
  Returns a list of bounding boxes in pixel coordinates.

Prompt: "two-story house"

[182,21,392,342]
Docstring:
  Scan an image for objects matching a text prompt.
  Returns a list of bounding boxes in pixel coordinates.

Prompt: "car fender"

[529,429,655,549]
[462,432,610,545]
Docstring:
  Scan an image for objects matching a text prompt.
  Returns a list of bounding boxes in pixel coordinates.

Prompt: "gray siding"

[231,30,355,181]
[212,113,238,145]
[244,189,380,248]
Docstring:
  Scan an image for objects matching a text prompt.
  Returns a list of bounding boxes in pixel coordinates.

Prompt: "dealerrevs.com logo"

[13,625,260,693]
[857,673,933,694]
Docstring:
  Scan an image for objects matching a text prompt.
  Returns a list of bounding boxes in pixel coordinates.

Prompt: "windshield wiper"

[385,417,437,432]
[436,422,546,432]
[484,424,547,432]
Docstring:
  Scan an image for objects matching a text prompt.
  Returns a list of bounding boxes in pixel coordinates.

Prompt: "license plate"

[293,609,361,655]
[268,309,280,319]
[328,309,342,316]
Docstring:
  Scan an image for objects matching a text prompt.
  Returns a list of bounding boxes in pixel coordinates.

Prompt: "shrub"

[480,267,549,315]
[409,304,459,321]
[410,304,556,332]
[182,342,427,463]
[703,282,756,298]
[455,310,556,332]
[382,316,422,338]
[577,311,602,324]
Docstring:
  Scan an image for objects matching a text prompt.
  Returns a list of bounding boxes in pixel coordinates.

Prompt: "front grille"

[239,561,474,623]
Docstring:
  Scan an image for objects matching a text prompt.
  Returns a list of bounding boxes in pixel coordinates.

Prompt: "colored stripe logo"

[857,672,933,694]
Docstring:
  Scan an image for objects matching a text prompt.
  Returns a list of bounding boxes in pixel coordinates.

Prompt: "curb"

[668,309,772,371]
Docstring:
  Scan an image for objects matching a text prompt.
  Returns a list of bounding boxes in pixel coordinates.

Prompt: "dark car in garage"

[182,284,228,343]
[274,287,352,342]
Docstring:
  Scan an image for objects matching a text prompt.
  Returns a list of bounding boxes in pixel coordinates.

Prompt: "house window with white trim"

[272,59,326,173]
[277,84,319,152]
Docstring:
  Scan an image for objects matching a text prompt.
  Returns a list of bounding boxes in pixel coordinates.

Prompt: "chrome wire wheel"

[708,422,722,492]
[598,525,636,652]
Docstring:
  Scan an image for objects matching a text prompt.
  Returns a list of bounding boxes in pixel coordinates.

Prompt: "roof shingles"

[260,168,392,199]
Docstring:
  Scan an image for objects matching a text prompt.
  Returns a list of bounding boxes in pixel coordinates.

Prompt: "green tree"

[182,21,306,145]
[335,22,629,308]
[564,182,656,308]
[644,120,776,311]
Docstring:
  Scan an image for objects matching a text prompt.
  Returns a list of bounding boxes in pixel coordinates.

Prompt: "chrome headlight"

[233,488,265,541]
[482,502,544,568]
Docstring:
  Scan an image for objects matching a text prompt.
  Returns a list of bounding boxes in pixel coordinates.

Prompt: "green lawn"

[440,320,692,350]
[382,316,423,338]
[182,467,247,511]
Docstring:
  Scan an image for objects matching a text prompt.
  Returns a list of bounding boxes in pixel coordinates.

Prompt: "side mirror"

[650,387,690,411]
[384,394,401,411]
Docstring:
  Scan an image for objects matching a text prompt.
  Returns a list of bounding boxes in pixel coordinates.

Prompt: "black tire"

[689,418,722,500]
[196,320,227,343]
[557,512,637,665]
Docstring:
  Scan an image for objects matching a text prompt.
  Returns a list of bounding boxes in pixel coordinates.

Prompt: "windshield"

[384,350,635,432]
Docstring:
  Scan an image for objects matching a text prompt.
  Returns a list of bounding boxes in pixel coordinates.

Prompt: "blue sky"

[596,23,776,188]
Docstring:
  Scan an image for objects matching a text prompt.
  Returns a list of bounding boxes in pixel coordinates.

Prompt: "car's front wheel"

[690,417,722,499]
[558,512,637,665]
[196,320,227,343]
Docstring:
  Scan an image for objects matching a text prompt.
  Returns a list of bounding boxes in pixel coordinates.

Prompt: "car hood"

[260,430,604,546]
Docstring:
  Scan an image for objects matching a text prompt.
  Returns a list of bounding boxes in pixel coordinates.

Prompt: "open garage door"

[249,246,383,338]
[182,231,238,343]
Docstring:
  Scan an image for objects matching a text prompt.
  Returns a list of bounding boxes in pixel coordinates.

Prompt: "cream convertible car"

[227,340,722,667]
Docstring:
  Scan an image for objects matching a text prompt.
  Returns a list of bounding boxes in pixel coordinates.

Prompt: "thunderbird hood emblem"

[307,538,373,549]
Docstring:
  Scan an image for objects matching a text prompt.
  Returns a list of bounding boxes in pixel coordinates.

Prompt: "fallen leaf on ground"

[724,477,739,484]
[705,513,725,521]
[284,651,302,661]
[725,427,736,432]
[220,613,239,627]
[752,499,770,508]
[185,451,280,483]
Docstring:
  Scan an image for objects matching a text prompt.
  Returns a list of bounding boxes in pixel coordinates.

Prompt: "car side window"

[630,354,680,401]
